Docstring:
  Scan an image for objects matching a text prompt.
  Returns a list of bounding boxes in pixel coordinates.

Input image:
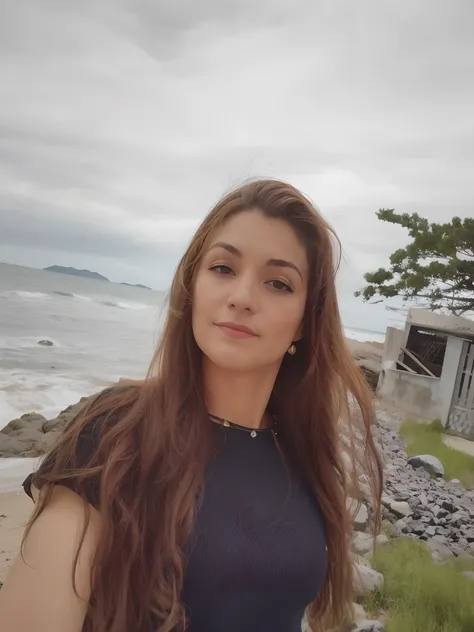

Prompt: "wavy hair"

[23,179,383,632]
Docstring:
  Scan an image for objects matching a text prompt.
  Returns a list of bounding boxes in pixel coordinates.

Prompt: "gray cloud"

[1,0,473,329]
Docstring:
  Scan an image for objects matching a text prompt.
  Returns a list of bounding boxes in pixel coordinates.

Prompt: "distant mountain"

[43,265,152,288]
[43,266,110,282]
[120,282,152,290]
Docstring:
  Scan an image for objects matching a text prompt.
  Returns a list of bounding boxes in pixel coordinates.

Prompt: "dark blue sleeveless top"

[24,419,327,631]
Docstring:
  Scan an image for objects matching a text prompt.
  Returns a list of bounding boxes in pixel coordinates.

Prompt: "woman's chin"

[202,345,259,372]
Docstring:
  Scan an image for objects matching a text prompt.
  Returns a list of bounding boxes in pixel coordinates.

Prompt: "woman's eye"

[210,264,233,275]
[269,279,293,292]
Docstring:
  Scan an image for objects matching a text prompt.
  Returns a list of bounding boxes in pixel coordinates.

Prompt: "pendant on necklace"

[250,430,257,438]
[223,421,230,427]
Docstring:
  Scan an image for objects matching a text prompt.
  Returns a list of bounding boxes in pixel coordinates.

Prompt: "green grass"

[364,538,474,632]
[399,420,474,488]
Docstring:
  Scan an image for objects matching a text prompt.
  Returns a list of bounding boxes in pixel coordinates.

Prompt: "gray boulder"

[407,454,445,478]
[0,433,27,456]
[0,432,41,457]
[0,419,21,435]
[353,563,384,598]
[42,417,70,433]
[38,339,54,346]
[352,532,375,556]
[37,431,63,453]
[352,602,368,624]
[9,428,44,443]
[0,393,94,457]
[426,537,454,562]
[347,498,369,531]
[388,501,412,518]
[1,413,47,434]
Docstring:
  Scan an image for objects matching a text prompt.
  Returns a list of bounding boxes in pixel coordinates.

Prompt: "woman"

[1,179,382,632]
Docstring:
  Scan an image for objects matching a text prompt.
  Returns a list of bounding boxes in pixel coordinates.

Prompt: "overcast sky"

[1,0,473,332]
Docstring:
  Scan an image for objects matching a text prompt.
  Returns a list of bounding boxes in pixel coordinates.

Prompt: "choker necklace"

[209,413,277,438]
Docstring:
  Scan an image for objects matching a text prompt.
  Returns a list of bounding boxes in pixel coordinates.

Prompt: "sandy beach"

[0,458,40,583]
[345,338,384,374]
[0,337,385,586]
[0,492,33,583]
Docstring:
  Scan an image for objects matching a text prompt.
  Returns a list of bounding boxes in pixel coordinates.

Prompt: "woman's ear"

[293,322,304,342]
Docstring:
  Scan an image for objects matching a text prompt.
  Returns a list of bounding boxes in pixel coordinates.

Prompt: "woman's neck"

[202,358,279,430]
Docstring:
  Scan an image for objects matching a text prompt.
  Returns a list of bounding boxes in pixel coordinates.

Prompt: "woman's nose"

[227,275,257,311]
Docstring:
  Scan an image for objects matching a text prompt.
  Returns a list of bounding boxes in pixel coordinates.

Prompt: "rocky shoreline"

[5,340,474,629]
[2,388,473,559]
[0,397,91,458]
[365,412,474,558]
[0,338,384,458]
[342,409,474,631]
[1,386,474,629]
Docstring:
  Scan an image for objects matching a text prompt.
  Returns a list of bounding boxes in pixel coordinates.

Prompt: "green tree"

[355,210,474,316]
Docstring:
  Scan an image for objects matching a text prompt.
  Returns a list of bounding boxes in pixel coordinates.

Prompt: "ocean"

[0,262,385,430]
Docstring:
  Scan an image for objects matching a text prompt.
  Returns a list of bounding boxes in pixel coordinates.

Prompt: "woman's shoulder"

[23,381,143,507]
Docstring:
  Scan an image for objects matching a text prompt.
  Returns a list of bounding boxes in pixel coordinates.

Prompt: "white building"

[377,308,474,440]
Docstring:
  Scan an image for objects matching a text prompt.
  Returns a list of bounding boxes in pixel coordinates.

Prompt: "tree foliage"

[355,210,474,316]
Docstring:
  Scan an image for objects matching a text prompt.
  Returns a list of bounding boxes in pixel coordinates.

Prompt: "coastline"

[0,337,384,583]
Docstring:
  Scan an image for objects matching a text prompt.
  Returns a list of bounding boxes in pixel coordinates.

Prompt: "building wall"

[439,336,466,426]
[381,326,405,364]
[449,409,474,440]
[406,308,474,338]
[377,369,442,420]
[377,333,472,433]
[447,339,474,440]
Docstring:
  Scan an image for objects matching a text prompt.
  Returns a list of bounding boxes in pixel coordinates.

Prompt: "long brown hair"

[23,179,383,632]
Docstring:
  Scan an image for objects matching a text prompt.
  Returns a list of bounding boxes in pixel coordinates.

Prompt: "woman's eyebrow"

[266,258,303,281]
[208,242,303,281]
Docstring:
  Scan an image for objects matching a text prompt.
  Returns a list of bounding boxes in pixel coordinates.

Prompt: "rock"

[407,455,445,478]
[38,339,54,346]
[352,602,368,624]
[353,563,384,598]
[375,534,390,548]
[353,621,385,632]
[0,394,92,457]
[1,413,46,434]
[352,532,375,556]
[347,498,369,531]
[37,431,62,453]
[0,427,45,457]
[0,419,21,435]
[389,501,412,518]
[9,428,44,442]
[352,532,390,559]
[0,432,39,457]
[42,417,69,433]
[426,537,454,562]
[374,407,474,558]
[381,493,395,508]
[394,518,408,534]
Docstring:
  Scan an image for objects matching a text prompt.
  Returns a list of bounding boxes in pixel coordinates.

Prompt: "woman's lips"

[215,322,258,339]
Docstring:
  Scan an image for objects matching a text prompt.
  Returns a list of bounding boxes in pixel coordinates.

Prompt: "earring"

[287,343,296,356]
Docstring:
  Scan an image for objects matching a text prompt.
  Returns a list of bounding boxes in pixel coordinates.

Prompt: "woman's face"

[192,209,308,372]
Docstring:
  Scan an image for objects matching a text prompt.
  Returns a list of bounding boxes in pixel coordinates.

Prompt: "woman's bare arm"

[0,485,101,632]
